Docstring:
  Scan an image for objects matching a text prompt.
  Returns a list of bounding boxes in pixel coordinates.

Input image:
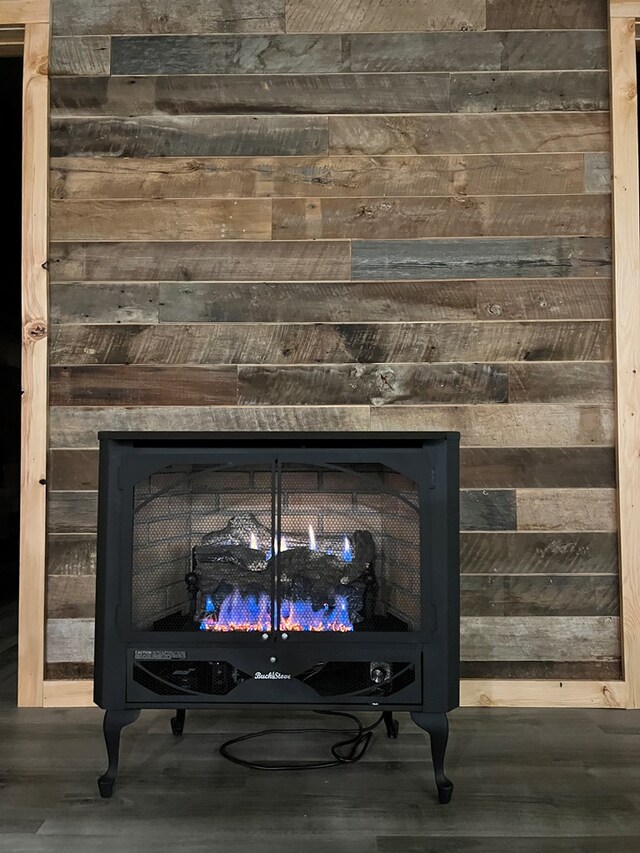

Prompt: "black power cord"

[219,710,385,771]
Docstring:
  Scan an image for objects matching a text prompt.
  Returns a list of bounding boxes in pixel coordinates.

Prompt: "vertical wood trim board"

[610,11,640,709]
[18,19,49,707]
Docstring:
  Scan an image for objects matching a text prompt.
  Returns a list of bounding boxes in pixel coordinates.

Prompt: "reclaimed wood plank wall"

[46,0,618,681]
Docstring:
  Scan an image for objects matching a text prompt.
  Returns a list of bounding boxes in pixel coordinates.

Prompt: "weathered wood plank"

[517,489,617,532]
[50,451,99,491]
[329,113,610,155]
[509,362,615,404]
[461,447,616,489]
[450,72,609,113]
[47,576,96,619]
[49,321,613,366]
[585,152,612,194]
[461,576,619,617]
[460,616,619,662]
[44,614,620,663]
[51,116,329,158]
[49,406,371,448]
[110,34,342,75]
[45,661,94,679]
[52,0,285,35]
[238,363,508,406]
[50,283,159,324]
[272,196,610,240]
[50,74,452,115]
[486,0,607,30]
[48,492,97,534]
[460,490,516,532]
[370,404,615,447]
[49,365,239,406]
[475,279,612,321]
[460,531,618,575]
[49,241,350,282]
[47,535,97,576]
[344,31,607,72]
[49,37,110,76]
[156,279,612,324]
[49,154,588,200]
[351,237,611,280]
[461,660,622,679]
[285,0,486,33]
[50,199,272,241]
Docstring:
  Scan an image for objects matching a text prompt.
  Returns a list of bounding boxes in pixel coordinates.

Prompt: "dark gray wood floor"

[1,608,640,851]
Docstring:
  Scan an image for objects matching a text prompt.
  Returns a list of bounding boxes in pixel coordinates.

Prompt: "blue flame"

[342,536,353,563]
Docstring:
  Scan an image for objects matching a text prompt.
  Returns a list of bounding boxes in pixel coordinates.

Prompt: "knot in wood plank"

[26,320,47,341]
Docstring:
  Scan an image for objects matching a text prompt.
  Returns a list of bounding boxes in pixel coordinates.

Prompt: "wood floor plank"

[460,531,618,575]
[49,154,588,200]
[285,0,486,33]
[329,113,610,156]
[351,237,611,280]
[49,365,239,406]
[51,74,452,116]
[50,199,272,241]
[49,406,371,448]
[49,241,350,282]
[110,34,342,75]
[450,71,609,113]
[53,0,286,35]
[237,363,508,406]
[49,321,613,366]
[370,404,614,447]
[272,195,610,240]
[51,116,329,158]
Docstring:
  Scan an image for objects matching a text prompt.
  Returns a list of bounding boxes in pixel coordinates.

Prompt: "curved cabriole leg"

[171,708,186,737]
[382,711,399,739]
[98,709,141,799]
[410,712,453,804]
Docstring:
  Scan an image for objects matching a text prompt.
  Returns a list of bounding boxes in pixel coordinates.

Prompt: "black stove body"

[94,432,460,801]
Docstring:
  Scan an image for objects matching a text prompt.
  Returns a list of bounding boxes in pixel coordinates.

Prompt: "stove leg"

[382,711,399,739]
[171,708,186,737]
[98,709,140,799]
[410,712,453,804]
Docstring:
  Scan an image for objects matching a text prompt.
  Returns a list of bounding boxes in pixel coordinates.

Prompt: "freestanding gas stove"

[94,432,460,801]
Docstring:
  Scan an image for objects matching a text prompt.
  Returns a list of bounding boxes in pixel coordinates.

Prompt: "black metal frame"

[94,432,460,802]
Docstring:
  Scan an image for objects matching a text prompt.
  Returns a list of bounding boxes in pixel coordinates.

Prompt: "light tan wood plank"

[18,21,49,708]
[516,488,617,533]
[609,15,640,708]
[285,0,485,32]
[50,199,272,241]
[0,1,49,24]
[370,404,614,448]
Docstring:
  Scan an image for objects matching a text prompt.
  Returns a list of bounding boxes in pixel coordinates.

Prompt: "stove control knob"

[261,633,269,641]
[281,633,289,640]
[269,656,277,664]
[370,662,391,684]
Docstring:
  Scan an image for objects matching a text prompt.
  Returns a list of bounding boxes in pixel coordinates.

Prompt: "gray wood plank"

[585,153,612,194]
[329,113,610,155]
[49,37,111,76]
[47,535,96,576]
[486,0,608,30]
[461,575,619,617]
[50,451,99,491]
[51,115,329,157]
[238,363,508,406]
[461,490,516,532]
[509,362,615,404]
[50,283,159,324]
[49,321,613,366]
[285,0,486,33]
[460,531,618,575]
[460,661,622,681]
[49,406,371,448]
[351,238,611,280]
[49,241,349,282]
[50,74,452,115]
[461,447,616,489]
[345,31,607,72]
[48,492,97,534]
[47,576,96,619]
[52,0,285,35]
[156,279,611,324]
[450,71,609,113]
[111,35,342,75]
[370,404,615,448]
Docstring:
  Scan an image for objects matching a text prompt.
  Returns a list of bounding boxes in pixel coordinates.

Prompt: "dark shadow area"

[0,56,23,707]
